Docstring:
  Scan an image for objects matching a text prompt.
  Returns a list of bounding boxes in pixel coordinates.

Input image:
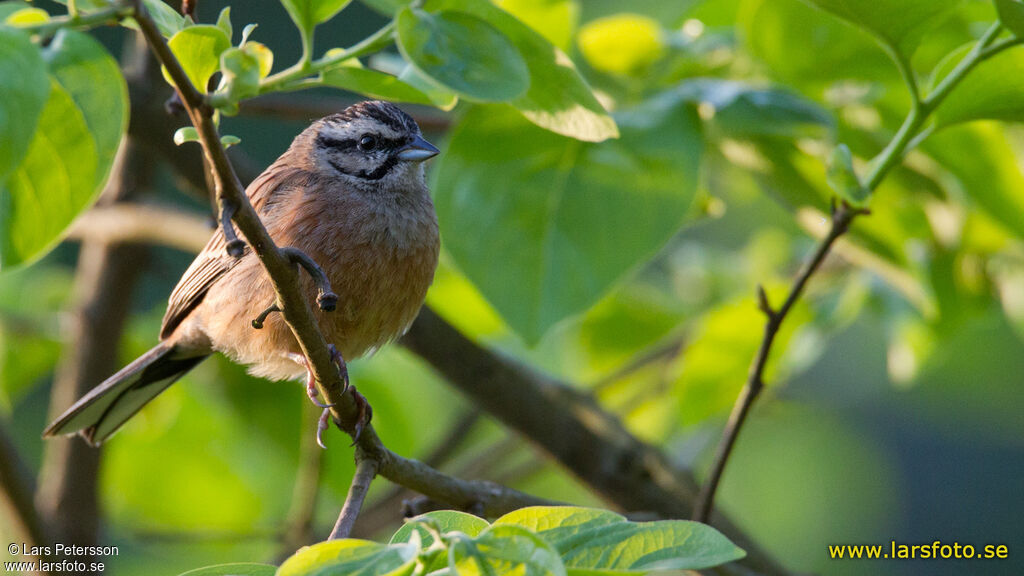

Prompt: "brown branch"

[693,201,866,523]
[401,309,788,576]
[329,455,379,540]
[66,203,212,253]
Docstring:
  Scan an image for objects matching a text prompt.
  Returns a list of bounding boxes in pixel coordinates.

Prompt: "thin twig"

[693,202,863,523]
[330,456,379,540]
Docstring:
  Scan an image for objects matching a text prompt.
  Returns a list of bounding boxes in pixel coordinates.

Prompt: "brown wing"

[159,163,310,339]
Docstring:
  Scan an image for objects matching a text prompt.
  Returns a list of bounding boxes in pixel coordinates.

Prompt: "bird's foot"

[310,344,371,448]
[348,385,373,446]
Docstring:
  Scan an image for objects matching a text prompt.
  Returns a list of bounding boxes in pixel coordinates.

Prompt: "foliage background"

[1,0,1023,575]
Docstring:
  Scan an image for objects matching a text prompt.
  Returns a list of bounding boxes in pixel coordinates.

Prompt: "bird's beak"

[397,135,440,162]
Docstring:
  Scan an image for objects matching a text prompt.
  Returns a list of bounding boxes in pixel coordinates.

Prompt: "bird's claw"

[305,371,335,409]
[348,385,373,446]
[328,344,350,393]
[317,409,331,450]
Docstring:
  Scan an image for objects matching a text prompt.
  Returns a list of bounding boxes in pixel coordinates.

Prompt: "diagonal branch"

[693,201,864,523]
[329,455,378,540]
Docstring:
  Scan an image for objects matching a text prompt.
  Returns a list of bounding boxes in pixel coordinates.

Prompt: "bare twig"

[329,456,379,540]
[693,202,865,523]
[66,203,212,253]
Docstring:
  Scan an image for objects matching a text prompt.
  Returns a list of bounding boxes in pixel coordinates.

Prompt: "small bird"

[44,101,441,447]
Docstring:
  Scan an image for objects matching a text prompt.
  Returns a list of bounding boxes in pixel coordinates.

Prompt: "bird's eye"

[358,135,378,151]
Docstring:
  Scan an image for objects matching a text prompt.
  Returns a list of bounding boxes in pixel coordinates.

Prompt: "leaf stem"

[208,21,396,109]
[12,3,131,36]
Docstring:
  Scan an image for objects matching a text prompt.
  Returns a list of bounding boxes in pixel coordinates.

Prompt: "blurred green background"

[2,1,1023,575]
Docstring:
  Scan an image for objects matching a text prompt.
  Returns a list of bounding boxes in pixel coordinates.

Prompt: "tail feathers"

[43,343,207,446]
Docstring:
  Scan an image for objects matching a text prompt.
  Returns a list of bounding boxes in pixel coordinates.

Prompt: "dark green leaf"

[996,0,1024,37]
[801,0,960,53]
[0,26,48,182]
[177,563,276,576]
[42,29,129,189]
[280,0,352,36]
[396,8,529,101]
[674,78,833,138]
[931,43,1024,127]
[448,524,567,576]
[122,0,187,37]
[1,79,97,269]
[423,0,617,141]
[827,144,867,206]
[433,99,700,342]
[322,60,439,106]
[165,25,232,92]
[494,506,745,572]
[277,539,418,576]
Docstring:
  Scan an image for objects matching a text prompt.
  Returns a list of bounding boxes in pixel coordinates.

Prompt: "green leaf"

[221,135,241,148]
[1,79,97,269]
[931,43,1024,127]
[448,524,567,576]
[4,7,48,25]
[360,0,410,15]
[996,0,1024,37]
[277,539,418,576]
[42,29,129,189]
[800,0,960,53]
[220,46,263,101]
[216,6,233,41]
[322,59,438,106]
[673,78,833,139]
[0,26,48,182]
[396,8,529,102]
[433,99,700,342]
[390,510,490,545]
[423,0,617,141]
[827,144,867,206]
[177,563,276,576]
[165,25,232,92]
[280,0,352,36]
[494,0,579,50]
[174,126,199,145]
[577,13,665,76]
[0,2,32,21]
[494,506,745,572]
[398,63,459,109]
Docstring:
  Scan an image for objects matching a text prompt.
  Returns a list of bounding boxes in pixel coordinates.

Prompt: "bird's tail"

[43,342,207,446]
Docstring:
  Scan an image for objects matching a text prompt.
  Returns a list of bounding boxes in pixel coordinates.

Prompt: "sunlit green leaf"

[122,0,188,38]
[396,8,529,101]
[801,0,960,53]
[4,7,47,25]
[220,46,263,101]
[216,6,233,41]
[280,0,352,36]
[0,26,47,182]
[577,13,665,76]
[390,510,490,545]
[277,539,418,576]
[165,25,231,92]
[434,100,700,342]
[494,506,745,572]
[449,525,567,576]
[177,563,276,576]
[0,80,96,269]
[931,43,1024,127]
[42,29,128,189]
[423,0,617,141]
[0,2,32,21]
[495,0,579,50]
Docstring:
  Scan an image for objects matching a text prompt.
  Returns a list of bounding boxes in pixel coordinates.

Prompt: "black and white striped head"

[313,101,438,193]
